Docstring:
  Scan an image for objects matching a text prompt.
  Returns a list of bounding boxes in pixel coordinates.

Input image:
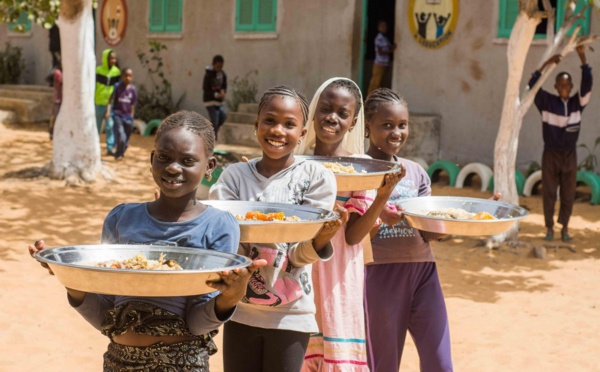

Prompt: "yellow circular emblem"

[408,0,459,49]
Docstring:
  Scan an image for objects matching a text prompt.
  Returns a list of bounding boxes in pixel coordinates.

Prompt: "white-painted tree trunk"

[493,11,540,207]
[49,0,100,182]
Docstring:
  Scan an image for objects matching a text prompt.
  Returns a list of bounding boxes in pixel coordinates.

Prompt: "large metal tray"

[204,200,339,243]
[397,196,529,236]
[296,155,401,191]
[35,244,251,296]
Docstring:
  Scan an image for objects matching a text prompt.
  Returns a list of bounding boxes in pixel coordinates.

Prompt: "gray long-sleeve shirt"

[209,157,336,333]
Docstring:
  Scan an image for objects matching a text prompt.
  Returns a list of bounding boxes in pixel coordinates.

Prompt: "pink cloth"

[302,190,374,372]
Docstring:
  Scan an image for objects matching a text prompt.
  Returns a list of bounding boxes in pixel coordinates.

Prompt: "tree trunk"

[493,9,541,240]
[49,0,100,182]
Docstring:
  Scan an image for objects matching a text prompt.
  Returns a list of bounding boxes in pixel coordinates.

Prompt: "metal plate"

[35,245,251,296]
[296,155,401,191]
[397,196,529,236]
[204,200,339,243]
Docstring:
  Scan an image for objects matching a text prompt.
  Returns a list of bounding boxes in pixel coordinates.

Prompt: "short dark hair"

[213,55,224,64]
[155,111,215,156]
[555,71,572,82]
[121,67,133,75]
[364,88,408,121]
[257,85,310,126]
[326,79,363,118]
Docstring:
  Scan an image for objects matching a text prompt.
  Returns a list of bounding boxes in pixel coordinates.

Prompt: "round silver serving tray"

[397,196,529,236]
[35,244,251,296]
[296,155,401,191]
[203,200,339,243]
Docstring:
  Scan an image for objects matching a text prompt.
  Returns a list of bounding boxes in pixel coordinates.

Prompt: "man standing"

[528,46,592,242]
[367,20,395,96]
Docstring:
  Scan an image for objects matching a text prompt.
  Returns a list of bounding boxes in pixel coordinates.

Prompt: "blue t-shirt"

[71,203,240,336]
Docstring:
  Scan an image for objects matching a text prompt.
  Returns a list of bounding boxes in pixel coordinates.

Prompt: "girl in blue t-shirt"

[30,111,266,371]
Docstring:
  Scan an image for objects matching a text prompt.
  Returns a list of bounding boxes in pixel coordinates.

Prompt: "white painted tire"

[455,163,493,192]
[134,119,147,135]
[406,156,428,171]
[523,170,542,197]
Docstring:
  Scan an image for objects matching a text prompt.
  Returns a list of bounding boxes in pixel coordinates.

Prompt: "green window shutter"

[9,12,32,32]
[164,0,183,33]
[236,0,255,31]
[149,0,165,33]
[255,0,276,32]
[497,0,520,38]
[556,0,590,36]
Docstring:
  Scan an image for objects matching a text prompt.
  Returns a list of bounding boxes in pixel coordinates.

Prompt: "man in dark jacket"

[528,45,592,242]
[203,55,227,140]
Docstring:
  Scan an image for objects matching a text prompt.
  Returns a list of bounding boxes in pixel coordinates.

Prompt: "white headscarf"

[295,77,365,155]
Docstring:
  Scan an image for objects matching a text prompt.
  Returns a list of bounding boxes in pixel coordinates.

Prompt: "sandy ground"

[1,122,599,372]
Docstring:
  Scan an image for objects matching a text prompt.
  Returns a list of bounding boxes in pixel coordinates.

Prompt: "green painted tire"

[427,160,460,187]
[576,170,600,205]
[143,119,163,136]
[201,166,223,188]
[487,170,526,196]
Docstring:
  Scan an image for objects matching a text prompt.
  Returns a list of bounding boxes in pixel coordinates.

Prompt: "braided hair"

[364,88,408,122]
[257,85,310,126]
[326,79,362,117]
[155,110,215,156]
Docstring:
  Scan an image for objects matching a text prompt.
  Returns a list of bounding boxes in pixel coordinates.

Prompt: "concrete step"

[227,111,256,124]
[218,122,260,148]
[0,109,17,124]
[0,97,49,123]
[238,103,259,114]
[0,85,53,123]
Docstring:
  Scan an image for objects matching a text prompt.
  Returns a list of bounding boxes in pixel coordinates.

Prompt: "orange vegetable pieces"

[471,212,496,220]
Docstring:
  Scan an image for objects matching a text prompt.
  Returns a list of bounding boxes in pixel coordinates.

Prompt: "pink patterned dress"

[302,189,375,372]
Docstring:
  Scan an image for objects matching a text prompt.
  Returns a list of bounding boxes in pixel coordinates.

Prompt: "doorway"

[359,0,397,93]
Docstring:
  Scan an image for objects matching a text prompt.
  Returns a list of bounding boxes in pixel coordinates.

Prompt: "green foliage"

[0,43,24,84]
[135,40,185,123]
[578,136,600,174]
[0,0,59,29]
[226,70,258,112]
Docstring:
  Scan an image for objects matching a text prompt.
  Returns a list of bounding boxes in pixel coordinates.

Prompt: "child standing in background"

[363,88,453,372]
[210,85,345,372]
[49,61,62,140]
[95,49,120,155]
[203,55,228,140]
[107,67,137,161]
[297,78,404,371]
[30,111,265,371]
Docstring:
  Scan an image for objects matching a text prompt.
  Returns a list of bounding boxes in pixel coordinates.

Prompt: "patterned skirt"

[101,301,217,372]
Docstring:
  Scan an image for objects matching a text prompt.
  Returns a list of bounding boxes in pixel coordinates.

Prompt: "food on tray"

[420,208,497,220]
[322,162,367,174]
[94,253,183,270]
[235,211,303,222]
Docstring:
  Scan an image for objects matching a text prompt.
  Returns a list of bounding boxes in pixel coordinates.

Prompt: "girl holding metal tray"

[29,112,265,371]
[296,78,405,371]
[209,85,347,372]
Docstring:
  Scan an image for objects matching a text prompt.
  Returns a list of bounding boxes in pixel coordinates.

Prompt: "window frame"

[496,0,590,39]
[8,12,32,34]
[148,0,183,34]
[235,0,278,33]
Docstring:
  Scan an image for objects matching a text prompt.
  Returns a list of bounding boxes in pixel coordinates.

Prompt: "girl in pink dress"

[297,78,404,371]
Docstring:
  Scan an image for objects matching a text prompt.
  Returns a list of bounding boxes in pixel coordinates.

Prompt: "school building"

[2,0,599,172]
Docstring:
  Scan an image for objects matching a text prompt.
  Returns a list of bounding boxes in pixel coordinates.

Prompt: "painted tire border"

[455,162,493,192]
[427,160,460,187]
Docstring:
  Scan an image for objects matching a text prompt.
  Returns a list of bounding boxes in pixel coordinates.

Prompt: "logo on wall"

[408,0,458,49]
[101,0,128,46]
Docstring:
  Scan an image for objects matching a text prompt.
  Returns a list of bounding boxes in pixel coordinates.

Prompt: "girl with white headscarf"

[299,78,404,372]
